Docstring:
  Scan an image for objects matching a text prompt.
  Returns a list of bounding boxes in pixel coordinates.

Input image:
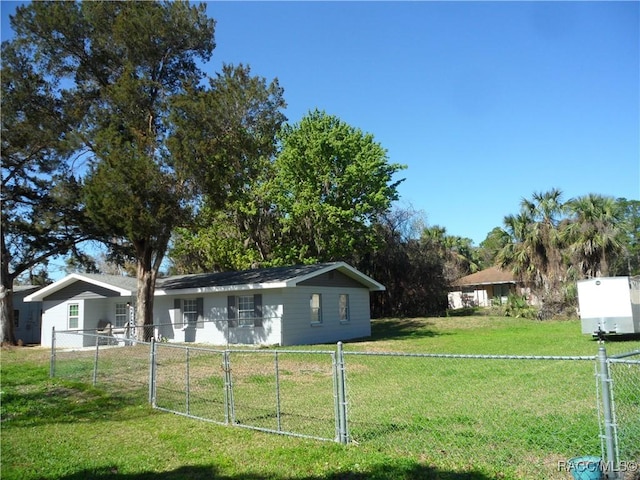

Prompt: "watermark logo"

[558,459,639,474]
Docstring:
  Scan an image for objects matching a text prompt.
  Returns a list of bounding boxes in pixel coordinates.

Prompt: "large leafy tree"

[269,110,406,264]
[10,1,216,340]
[359,207,448,317]
[0,38,88,344]
[169,64,287,273]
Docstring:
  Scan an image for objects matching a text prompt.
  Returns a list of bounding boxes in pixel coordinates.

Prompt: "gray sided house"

[13,285,43,344]
[26,262,384,348]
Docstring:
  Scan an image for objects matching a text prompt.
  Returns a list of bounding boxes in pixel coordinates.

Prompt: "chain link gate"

[151,341,340,442]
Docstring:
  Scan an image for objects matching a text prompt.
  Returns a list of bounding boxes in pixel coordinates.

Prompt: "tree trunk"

[135,265,156,342]
[133,237,167,342]
[0,243,16,345]
[0,285,16,345]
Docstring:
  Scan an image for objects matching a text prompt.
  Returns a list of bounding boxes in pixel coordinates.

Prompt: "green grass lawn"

[2,316,638,480]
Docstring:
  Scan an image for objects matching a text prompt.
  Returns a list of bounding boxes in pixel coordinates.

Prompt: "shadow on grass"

[0,381,151,428]
[363,318,447,342]
[55,463,495,480]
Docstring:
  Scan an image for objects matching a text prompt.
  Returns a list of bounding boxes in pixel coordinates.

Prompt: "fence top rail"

[343,350,597,361]
[229,348,335,355]
[153,342,335,356]
[155,342,226,354]
[609,349,640,360]
[609,359,640,365]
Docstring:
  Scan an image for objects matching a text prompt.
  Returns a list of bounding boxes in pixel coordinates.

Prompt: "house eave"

[23,273,133,302]
[155,282,289,296]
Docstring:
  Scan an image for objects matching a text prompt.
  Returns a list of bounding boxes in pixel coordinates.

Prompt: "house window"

[183,299,198,326]
[310,293,322,324]
[227,294,263,328]
[13,310,19,328]
[174,298,204,328]
[339,294,350,322]
[68,303,79,329]
[237,295,255,327]
[115,303,128,328]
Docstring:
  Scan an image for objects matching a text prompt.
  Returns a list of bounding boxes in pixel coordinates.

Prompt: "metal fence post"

[186,347,191,415]
[148,338,156,406]
[222,350,235,424]
[50,327,56,378]
[598,346,619,479]
[92,334,100,386]
[274,351,282,432]
[336,342,349,444]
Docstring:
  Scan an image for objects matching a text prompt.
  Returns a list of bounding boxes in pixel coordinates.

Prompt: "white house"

[25,262,385,348]
[448,266,519,309]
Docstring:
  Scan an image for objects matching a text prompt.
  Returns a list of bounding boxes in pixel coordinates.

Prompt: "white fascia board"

[154,282,289,296]
[23,273,133,302]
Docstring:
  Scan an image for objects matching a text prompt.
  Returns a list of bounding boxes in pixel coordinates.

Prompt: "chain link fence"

[51,330,151,399]
[50,329,639,479]
[150,344,339,440]
[343,351,600,478]
[608,351,640,479]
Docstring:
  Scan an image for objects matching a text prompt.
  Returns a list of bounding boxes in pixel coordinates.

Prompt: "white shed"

[25,262,384,348]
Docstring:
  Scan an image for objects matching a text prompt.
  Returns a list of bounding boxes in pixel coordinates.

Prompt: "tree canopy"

[1,37,87,343]
[7,0,216,340]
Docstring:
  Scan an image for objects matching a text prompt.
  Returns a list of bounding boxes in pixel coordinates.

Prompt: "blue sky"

[3,1,639,246]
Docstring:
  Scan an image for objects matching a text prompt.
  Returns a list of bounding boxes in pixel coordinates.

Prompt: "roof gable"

[24,273,137,302]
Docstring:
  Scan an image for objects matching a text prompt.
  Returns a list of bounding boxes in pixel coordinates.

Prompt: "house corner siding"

[280,286,371,346]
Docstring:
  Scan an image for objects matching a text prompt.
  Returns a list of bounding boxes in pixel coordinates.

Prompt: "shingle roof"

[452,266,516,287]
[159,263,335,290]
[80,273,140,292]
[25,262,384,302]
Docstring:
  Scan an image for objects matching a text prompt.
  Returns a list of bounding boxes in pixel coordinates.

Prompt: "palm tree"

[497,189,569,317]
[564,194,623,278]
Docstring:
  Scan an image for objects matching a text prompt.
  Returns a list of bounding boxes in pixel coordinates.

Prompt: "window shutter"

[174,299,181,325]
[196,297,204,329]
[227,296,237,328]
[253,294,263,327]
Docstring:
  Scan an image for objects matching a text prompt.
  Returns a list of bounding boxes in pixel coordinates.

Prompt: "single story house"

[13,285,43,344]
[448,266,522,309]
[25,262,385,348]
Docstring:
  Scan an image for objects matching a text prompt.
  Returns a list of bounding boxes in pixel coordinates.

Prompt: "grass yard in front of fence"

[2,316,639,480]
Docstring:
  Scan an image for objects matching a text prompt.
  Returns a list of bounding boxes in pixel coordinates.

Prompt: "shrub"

[504,294,538,319]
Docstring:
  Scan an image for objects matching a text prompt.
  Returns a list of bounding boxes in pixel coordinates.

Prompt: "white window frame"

[237,295,255,328]
[310,293,322,325]
[68,303,79,329]
[339,294,350,322]
[115,303,128,328]
[183,298,198,326]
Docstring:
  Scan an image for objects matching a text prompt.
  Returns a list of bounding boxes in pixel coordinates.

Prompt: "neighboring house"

[25,262,385,348]
[13,285,43,344]
[448,266,523,309]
